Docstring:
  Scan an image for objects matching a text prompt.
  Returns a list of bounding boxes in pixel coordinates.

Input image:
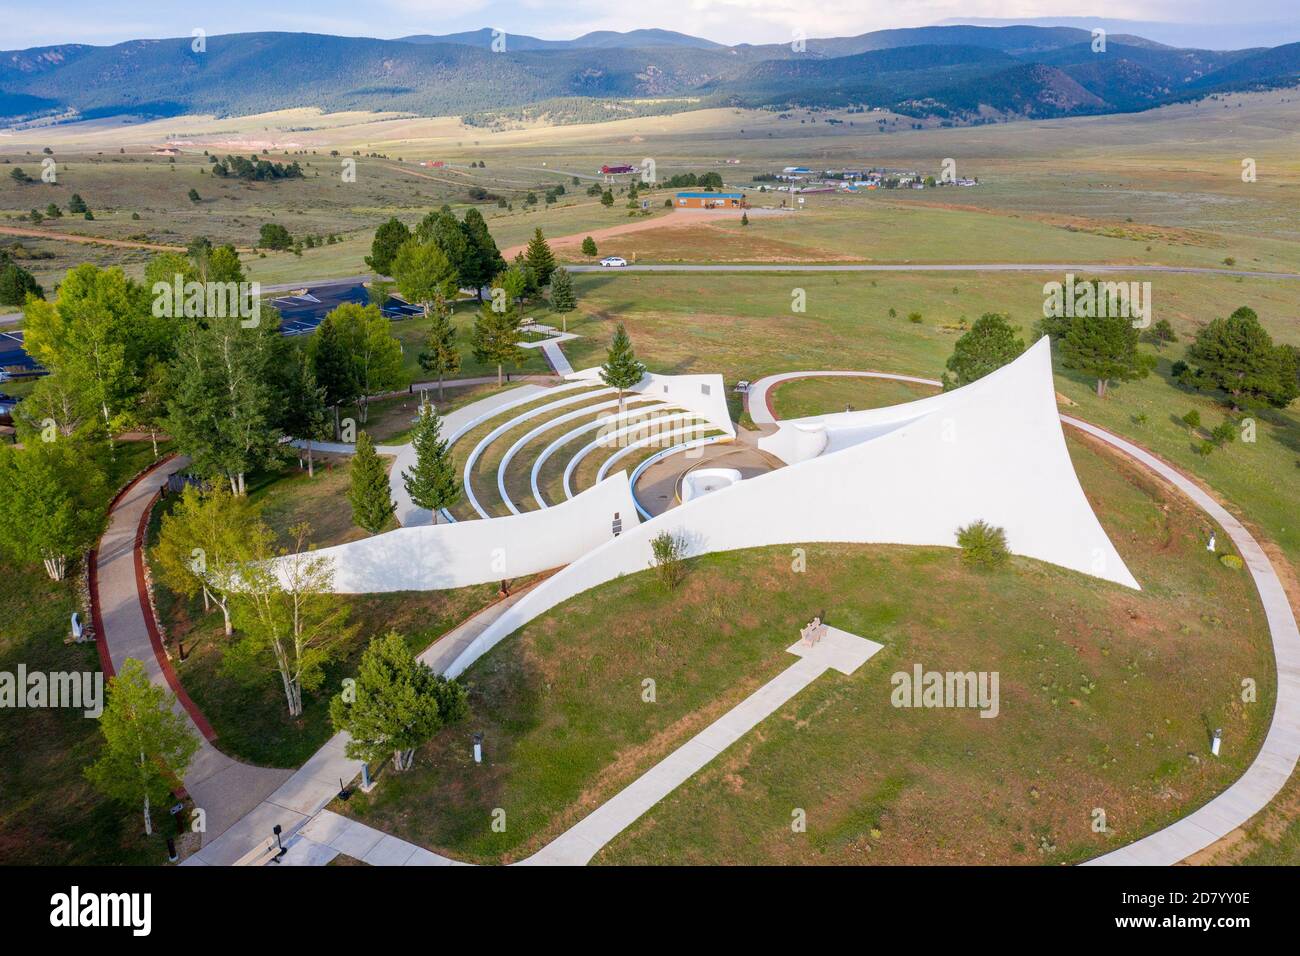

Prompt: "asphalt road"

[565,263,1300,279]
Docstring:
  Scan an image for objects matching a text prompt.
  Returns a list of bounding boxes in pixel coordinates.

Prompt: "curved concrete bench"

[564,412,707,499]
[462,387,617,518]
[593,423,720,493]
[497,396,659,515]
[627,436,729,520]
[530,401,683,509]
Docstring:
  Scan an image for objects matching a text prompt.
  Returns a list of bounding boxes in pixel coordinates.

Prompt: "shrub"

[1194,440,1214,456]
[1220,554,1244,570]
[907,311,922,324]
[956,520,1009,568]
[1210,422,1236,446]
[649,531,687,591]
[1181,410,1201,430]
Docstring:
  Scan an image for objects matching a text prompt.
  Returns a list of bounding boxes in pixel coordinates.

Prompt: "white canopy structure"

[444,336,1139,678]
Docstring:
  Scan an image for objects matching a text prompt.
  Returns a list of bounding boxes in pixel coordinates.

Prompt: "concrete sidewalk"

[185,584,537,865]
[93,455,291,850]
[521,627,882,865]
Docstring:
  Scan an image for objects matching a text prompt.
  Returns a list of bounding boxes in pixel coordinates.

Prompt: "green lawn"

[771,376,940,419]
[333,431,1274,864]
[0,438,173,865]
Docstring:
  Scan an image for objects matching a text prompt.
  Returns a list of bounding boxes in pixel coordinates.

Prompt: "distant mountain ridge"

[2,24,1297,127]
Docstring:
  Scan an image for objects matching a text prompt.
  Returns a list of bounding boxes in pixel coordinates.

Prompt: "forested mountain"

[2,24,1297,126]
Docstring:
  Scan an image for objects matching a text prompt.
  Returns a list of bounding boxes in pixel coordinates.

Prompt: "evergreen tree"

[600,190,614,207]
[599,323,646,413]
[416,210,472,287]
[941,313,1025,391]
[461,207,506,298]
[1060,313,1153,398]
[365,217,411,276]
[1185,307,1298,409]
[401,408,460,522]
[281,349,331,477]
[0,261,43,306]
[524,227,557,287]
[472,301,524,387]
[329,631,468,772]
[549,266,576,332]
[308,311,358,439]
[84,659,199,836]
[417,308,460,400]
[67,193,88,213]
[581,236,598,256]
[348,431,395,533]
[1147,318,1177,349]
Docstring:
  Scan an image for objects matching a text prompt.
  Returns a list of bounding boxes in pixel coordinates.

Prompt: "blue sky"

[3,1,1296,49]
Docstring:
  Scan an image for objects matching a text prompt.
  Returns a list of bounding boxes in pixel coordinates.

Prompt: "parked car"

[599,256,628,268]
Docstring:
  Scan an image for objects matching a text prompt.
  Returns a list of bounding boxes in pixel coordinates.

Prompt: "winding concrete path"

[91,453,291,850]
[747,369,1300,866]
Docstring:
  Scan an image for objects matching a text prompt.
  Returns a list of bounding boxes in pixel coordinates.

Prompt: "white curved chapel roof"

[445,336,1138,679]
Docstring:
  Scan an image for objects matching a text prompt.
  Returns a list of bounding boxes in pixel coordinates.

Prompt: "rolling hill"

[1,24,1297,127]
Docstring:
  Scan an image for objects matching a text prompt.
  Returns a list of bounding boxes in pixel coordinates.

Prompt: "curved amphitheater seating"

[461,386,619,518]
[563,412,709,499]
[442,338,1139,679]
[496,396,661,514]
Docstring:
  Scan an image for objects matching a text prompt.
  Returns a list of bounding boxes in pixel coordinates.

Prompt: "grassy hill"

[2,25,1298,128]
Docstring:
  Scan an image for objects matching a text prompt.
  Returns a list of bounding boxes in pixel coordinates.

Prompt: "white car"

[599,256,628,268]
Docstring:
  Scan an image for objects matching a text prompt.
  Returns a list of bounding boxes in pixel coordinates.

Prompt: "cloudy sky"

[2,0,1296,49]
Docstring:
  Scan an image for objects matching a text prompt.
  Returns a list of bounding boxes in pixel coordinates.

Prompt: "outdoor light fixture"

[473,732,484,764]
[272,823,288,861]
[1212,728,1223,757]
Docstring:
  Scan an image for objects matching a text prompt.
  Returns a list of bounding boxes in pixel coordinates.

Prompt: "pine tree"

[348,431,395,533]
[472,302,524,387]
[329,631,467,772]
[581,236,598,257]
[461,207,506,298]
[281,350,330,477]
[549,267,576,332]
[941,313,1025,391]
[1186,307,1298,410]
[308,314,358,438]
[417,308,460,400]
[84,659,200,836]
[524,227,557,287]
[365,217,411,276]
[599,323,646,413]
[401,408,460,522]
[1060,313,1153,398]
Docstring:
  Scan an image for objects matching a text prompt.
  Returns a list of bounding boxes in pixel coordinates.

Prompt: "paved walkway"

[184,586,538,865]
[280,810,462,866]
[749,368,1300,866]
[521,627,882,865]
[538,339,575,376]
[92,454,291,850]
